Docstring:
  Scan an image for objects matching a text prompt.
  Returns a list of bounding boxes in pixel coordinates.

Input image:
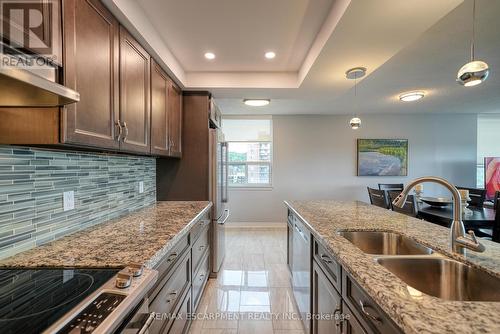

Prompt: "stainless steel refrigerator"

[209,107,229,276]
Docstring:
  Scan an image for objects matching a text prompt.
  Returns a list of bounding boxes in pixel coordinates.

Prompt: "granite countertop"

[285,200,500,334]
[0,201,212,269]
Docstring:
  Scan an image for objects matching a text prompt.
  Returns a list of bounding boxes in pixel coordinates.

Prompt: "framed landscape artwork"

[357,139,408,176]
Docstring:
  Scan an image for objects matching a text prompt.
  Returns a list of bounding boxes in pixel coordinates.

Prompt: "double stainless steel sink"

[338,231,500,302]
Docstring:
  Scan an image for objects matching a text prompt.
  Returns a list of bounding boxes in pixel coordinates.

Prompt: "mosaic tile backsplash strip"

[0,145,156,260]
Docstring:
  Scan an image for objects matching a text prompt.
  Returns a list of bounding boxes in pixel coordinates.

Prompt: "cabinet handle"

[167,252,178,262]
[199,245,205,251]
[334,307,342,327]
[166,290,178,303]
[320,254,333,264]
[115,120,123,142]
[122,121,129,142]
[359,300,381,324]
[199,273,205,281]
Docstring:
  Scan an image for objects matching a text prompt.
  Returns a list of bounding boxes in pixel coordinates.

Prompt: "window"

[222,117,272,187]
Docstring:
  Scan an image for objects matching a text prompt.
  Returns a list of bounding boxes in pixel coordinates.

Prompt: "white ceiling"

[106,0,500,115]
[136,0,334,72]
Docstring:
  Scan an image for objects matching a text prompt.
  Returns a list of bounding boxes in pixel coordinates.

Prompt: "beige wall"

[227,113,478,224]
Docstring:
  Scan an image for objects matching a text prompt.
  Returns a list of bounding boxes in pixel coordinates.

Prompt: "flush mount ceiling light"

[399,91,425,102]
[457,0,489,87]
[204,52,216,60]
[265,51,276,59]
[243,99,270,107]
[345,67,366,130]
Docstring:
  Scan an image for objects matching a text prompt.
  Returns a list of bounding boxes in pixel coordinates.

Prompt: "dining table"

[417,203,496,230]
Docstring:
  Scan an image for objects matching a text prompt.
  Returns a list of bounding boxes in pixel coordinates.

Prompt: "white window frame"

[223,115,273,189]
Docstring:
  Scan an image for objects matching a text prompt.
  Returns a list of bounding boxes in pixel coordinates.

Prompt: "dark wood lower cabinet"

[147,211,210,334]
[312,261,342,334]
[287,211,402,334]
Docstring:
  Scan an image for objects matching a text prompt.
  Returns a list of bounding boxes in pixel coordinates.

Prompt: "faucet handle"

[467,230,479,243]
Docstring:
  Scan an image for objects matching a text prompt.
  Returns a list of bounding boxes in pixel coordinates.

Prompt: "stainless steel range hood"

[0,67,80,107]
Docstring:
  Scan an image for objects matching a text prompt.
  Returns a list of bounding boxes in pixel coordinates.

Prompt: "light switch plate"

[139,181,144,194]
[63,191,75,211]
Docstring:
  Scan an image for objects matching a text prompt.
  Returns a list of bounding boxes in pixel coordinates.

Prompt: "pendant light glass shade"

[457,0,489,87]
[349,117,361,130]
[457,60,489,87]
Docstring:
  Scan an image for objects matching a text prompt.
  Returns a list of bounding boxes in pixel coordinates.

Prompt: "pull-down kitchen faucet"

[392,176,485,255]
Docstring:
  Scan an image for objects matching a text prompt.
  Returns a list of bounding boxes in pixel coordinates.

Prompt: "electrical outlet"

[139,181,144,194]
[63,191,75,211]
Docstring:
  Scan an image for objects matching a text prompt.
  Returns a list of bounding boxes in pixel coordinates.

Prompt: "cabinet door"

[312,261,342,334]
[168,81,182,157]
[150,60,169,156]
[62,0,120,149]
[119,26,151,153]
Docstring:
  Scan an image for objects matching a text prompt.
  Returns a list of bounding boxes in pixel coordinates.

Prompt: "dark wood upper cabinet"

[0,0,183,159]
[168,81,182,157]
[150,60,169,156]
[62,0,120,149]
[119,27,151,154]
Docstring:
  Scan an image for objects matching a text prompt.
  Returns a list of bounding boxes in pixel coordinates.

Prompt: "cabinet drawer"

[149,252,191,334]
[342,272,401,334]
[342,302,368,334]
[192,225,209,271]
[192,251,209,311]
[190,213,210,244]
[165,288,192,334]
[314,239,342,292]
[152,235,189,293]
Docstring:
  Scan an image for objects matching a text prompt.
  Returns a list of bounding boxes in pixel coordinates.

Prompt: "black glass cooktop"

[0,268,119,334]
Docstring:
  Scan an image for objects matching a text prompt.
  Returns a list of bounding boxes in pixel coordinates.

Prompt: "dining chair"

[388,190,417,217]
[493,198,500,243]
[378,184,404,208]
[456,186,487,208]
[367,187,388,209]
[475,197,500,242]
[494,191,500,210]
[378,183,404,191]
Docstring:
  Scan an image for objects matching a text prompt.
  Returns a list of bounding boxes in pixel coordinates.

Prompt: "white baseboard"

[225,221,286,229]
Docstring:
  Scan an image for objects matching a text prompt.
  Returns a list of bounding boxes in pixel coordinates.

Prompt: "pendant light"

[457,0,489,87]
[346,67,366,129]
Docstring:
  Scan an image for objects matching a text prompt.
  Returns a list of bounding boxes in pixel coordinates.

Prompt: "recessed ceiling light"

[265,51,276,59]
[399,91,425,102]
[204,52,216,60]
[243,99,270,107]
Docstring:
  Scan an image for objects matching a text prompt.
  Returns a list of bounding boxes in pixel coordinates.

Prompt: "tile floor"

[189,228,305,334]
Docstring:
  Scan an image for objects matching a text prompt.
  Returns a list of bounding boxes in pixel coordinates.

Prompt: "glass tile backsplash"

[0,146,156,260]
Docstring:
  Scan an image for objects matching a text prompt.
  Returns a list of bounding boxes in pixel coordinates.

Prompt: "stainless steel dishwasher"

[292,217,310,332]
